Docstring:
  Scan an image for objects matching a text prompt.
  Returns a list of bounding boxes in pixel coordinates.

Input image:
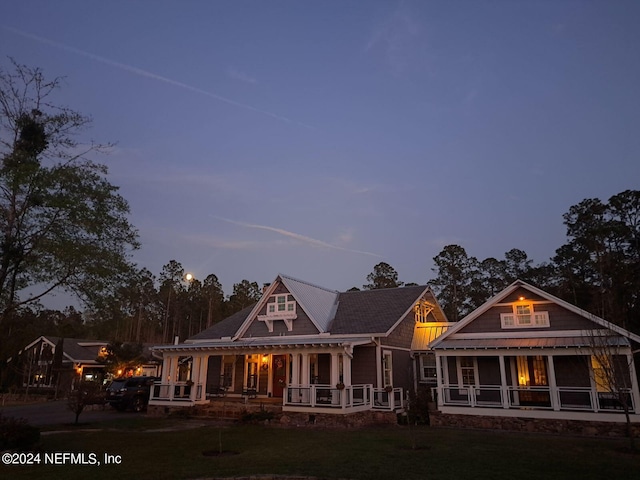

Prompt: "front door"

[272,355,287,398]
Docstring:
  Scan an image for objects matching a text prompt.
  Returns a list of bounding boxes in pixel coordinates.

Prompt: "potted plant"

[384,385,393,393]
[336,382,345,390]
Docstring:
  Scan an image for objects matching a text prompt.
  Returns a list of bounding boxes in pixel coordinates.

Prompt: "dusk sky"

[2,1,639,303]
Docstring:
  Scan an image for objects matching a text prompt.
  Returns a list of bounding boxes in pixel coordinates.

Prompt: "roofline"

[234,274,338,338]
[430,280,640,347]
[279,274,333,333]
[383,285,436,336]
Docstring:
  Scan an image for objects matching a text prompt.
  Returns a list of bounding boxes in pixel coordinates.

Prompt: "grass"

[3,419,640,480]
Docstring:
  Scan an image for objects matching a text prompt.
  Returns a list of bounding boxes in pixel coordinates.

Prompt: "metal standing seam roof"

[432,336,631,350]
[280,274,339,332]
[411,324,454,351]
[155,335,375,352]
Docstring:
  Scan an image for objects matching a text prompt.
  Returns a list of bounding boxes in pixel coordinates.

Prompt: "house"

[8,336,161,391]
[149,274,449,416]
[429,280,640,425]
[10,336,110,391]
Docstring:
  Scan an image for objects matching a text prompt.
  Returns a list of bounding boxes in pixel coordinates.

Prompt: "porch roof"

[153,335,375,353]
[433,336,630,350]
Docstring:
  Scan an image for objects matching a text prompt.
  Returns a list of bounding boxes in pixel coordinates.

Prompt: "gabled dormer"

[257,292,298,332]
[236,274,339,339]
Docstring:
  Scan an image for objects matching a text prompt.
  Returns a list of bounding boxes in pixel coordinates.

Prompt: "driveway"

[0,400,142,427]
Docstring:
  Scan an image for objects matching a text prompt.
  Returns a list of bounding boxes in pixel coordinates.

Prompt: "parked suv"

[105,376,157,412]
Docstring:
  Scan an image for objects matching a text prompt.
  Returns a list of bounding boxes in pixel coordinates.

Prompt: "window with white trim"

[419,354,437,385]
[382,351,393,387]
[501,302,549,329]
[457,357,477,386]
[265,295,296,317]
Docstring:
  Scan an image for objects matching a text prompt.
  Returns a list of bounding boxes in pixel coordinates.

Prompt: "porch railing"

[283,384,404,412]
[150,382,204,403]
[440,384,636,413]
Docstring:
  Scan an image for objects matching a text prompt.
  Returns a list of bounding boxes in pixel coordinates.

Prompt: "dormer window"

[501,301,549,329]
[267,295,295,315]
[258,294,297,332]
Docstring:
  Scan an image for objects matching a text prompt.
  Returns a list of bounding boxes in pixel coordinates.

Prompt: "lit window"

[501,302,549,329]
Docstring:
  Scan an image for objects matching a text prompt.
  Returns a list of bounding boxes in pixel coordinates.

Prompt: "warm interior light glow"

[518,296,525,301]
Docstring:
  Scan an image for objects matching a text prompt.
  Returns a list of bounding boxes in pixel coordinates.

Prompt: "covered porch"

[149,337,404,414]
[434,346,640,422]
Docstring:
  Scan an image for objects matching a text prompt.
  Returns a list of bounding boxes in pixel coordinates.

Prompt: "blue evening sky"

[2,1,639,301]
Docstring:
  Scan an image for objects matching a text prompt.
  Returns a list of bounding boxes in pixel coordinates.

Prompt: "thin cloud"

[213,216,381,258]
[2,26,314,130]
[227,66,258,85]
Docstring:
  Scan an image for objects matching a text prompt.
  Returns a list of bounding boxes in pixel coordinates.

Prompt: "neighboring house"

[8,336,161,391]
[11,336,110,391]
[150,274,449,415]
[430,280,640,423]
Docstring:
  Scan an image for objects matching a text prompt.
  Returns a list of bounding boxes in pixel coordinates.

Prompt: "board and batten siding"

[457,300,596,335]
[351,346,377,386]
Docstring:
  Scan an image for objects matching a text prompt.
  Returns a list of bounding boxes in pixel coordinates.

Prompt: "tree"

[428,245,479,321]
[363,262,403,290]
[227,280,261,314]
[551,191,640,332]
[0,59,139,320]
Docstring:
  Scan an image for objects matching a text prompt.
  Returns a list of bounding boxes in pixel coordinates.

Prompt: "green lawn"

[3,419,640,480]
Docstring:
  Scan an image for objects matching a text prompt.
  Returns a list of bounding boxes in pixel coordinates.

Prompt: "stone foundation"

[429,411,640,438]
[278,410,397,428]
[147,403,398,428]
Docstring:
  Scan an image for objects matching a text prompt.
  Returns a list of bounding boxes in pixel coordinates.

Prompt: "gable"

[240,280,321,338]
[432,280,640,350]
[457,287,595,335]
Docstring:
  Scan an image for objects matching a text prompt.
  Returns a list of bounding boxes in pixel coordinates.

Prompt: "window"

[245,355,259,390]
[264,295,296,317]
[221,356,234,388]
[420,354,437,385]
[459,357,476,386]
[382,351,393,387]
[501,302,549,329]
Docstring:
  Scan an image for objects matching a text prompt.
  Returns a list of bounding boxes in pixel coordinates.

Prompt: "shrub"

[0,413,40,451]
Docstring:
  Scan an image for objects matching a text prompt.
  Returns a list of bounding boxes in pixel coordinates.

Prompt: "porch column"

[547,355,560,411]
[301,353,310,385]
[168,354,179,401]
[198,355,208,400]
[435,354,443,408]
[342,354,352,386]
[627,352,640,413]
[189,355,201,401]
[291,353,300,385]
[498,355,509,409]
[330,352,340,386]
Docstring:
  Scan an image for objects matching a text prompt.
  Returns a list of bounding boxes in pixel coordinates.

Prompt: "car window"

[109,380,126,390]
